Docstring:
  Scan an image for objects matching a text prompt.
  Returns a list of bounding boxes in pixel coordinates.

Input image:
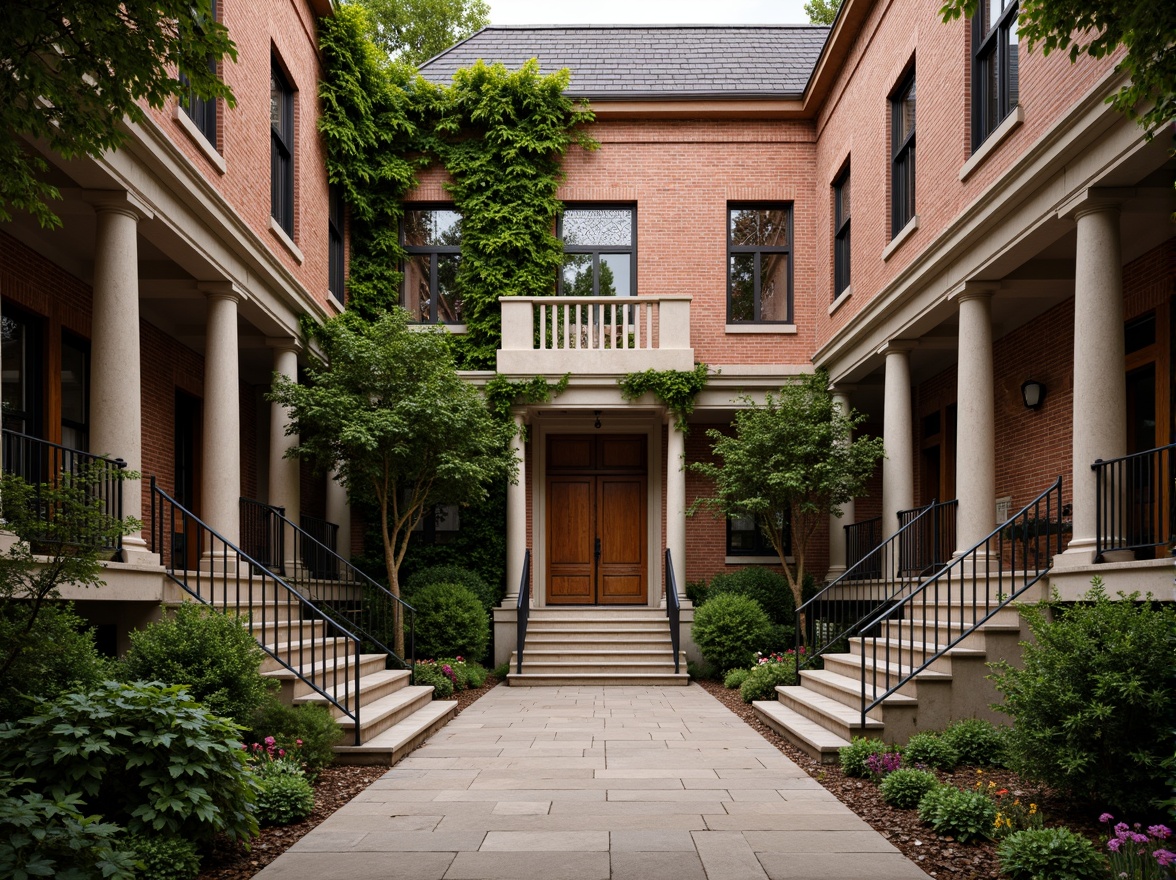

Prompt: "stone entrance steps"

[509,607,689,686]
[752,586,1036,762]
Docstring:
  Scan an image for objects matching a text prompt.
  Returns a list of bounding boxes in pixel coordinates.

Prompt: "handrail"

[1,430,127,553]
[856,477,1064,728]
[241,498,415,677]
[845,516,882,574]
[300,513,340,579]
[665,548,681,674]
[150,479,364,744]
[515,550,531,674]
[240,497,284,573]
[795,500,948,676]
[1094,442,1174,560]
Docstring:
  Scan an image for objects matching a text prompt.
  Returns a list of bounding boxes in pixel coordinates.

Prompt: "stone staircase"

[508,607,689,686]
[753,590,1036,762]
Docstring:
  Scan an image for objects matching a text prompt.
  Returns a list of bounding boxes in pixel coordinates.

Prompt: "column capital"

[876,339,917,357]
[947,280,998,303]
[198,280,245,303]
[83,189,154,221]
[1057,187,1133,221]
[266,336,303,355]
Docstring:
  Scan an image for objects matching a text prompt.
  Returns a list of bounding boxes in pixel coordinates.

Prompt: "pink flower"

[278,749,286,757]
[1107,839,1122,853]
[1100,813,1115,824]
[1115,823,1130,835]
[1154,849,1175,867]
[296,739,303,747]
[264,736,276,746]
[1149,825,1171,840]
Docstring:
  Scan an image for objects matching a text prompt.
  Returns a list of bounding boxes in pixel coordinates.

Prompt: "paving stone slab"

[756,851,933,879]
[610,851,708,880]
[254,851,455,880]
[443,851,610,880]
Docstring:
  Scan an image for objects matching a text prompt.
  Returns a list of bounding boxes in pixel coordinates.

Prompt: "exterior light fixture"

[594,410,602,429]
[1021,379,1045,410]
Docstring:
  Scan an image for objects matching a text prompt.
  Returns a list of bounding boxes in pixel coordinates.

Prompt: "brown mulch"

[196,674,503,880]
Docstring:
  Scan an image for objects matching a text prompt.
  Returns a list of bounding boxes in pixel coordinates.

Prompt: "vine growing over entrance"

[618,364,711,433]
[484,373,571,436]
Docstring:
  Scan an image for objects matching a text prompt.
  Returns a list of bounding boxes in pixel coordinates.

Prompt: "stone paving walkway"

[255,684,931,880]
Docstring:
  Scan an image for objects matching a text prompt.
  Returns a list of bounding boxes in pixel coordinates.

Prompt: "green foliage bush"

[255,773,315,827]
[243,698,343,774]
[405,565,498,613]
[879,769,940,809]
[686,659,719,681]
[991,579,1176,812]
[492,661,510,680]
[0,602,108,722]
[438,658,488,689]
[917,784,996,843]
[903,732,959,770]
[691,593,773,673]
[125,835,201,880]
[0,773,138,880]
[0,680,258,844]
[839,737,891,778]
[414,661,455,699]
[412,583,490,662]
[942,718,1007,767]
[724,668,750,689]
[739,659,798,703]
[707,567,795,627]
[120,602,273,726]
[996,827,1108,880]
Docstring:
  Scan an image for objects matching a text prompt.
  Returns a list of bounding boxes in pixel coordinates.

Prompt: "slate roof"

[417,26,831,99]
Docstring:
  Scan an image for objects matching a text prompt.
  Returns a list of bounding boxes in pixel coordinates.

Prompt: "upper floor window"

[727,204,792,323]
[558,207,635,297]
[891,70,916,236]
[328,184,345,304]
[270,62,294,236]
[181,0,218,145]
[972,0,1019,149]
[403,208,462,323]
[833,167,851,296]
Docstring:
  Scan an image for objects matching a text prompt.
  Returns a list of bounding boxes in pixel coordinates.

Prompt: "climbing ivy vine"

[484,373,571,434]
[317,10,596,361]
[618,364,711,433]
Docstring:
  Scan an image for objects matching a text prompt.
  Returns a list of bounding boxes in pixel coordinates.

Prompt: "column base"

[116,536,161,567]
[1050,541,1099,569]
[825,565,847,583]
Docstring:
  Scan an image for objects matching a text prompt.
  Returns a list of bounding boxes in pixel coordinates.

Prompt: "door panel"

[547,477,594,603]
[598,477,646,603]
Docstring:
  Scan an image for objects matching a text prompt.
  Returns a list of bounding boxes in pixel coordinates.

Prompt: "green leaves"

[618,365,710,433]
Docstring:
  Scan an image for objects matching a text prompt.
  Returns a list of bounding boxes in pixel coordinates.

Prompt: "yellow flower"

[1029,804,1037,815]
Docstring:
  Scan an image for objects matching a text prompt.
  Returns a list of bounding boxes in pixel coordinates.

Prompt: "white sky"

[486,0,812,26]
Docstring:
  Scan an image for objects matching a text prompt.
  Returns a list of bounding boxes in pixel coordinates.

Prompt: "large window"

[727,205,792,323]
[403,208,463,323]
[1,311,41,437]
[181,0,218,145]
[558,207,635,297]
[270,62,294,236]
[891,70,917,236]
[727,514,790,557]
[833,167,851,297]
[328,184,345,304]
[972,0,1019,149]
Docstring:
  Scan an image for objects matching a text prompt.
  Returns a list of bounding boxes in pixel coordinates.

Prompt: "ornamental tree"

[689,370,884,642]
[352,0,489,65]
[268,309,516,657]
[1,0,236,227]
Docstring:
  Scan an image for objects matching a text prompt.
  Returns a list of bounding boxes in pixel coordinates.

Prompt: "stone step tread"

[335,700,457,755]
[507,673,689,686]
[336,686,436,732]
[775,686,885,730]
[521,649,680,657]
[901,617,1020,631]
[848,635,987,656]
[799,668,918,705]
[261,637,352,656]
[823,652,953,681]
[261,653,387,680]
[293,668,410,704]
[752,701,851,759]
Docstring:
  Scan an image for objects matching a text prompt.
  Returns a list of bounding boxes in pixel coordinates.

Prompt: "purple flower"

[1100,813,1115,824]
[1150,826,1172,840]
[1115,823,1130,835]
[1154,849,1176,867]
[1131,833,1151,845]
[1107,839,1122,853]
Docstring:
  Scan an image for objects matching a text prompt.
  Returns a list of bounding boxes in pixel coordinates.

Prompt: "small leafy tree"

[689,371,885,642]
[805,0,841,25]
[353,0,489,65]
[268,309,516,656]
[2,0,237,227]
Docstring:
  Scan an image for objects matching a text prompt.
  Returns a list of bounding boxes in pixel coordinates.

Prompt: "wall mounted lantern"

[1021,379,1046,410]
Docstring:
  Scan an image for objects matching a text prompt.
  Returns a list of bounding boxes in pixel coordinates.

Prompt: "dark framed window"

[972,0,1019,150]
[181,0,218,145]
[727,204,792,323]
[403,208,463,323]
[833,166,851,296]
[726,515,790,557]
[60,335,89,452]
[558,207,636,297]
[411,504,461,545]
[328,184,345,304]
[1,309,42,438]
[891,70,916,236]
[270,62,294,236]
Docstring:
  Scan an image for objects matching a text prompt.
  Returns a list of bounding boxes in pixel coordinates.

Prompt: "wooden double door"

[546,434,648,605]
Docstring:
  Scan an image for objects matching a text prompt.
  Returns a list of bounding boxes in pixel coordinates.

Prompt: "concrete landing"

[254,683,931,880]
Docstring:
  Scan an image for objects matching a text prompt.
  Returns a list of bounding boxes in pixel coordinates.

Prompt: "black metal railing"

[856,477,1063,728]
[1,431,127,553]
[796,500,945,676]
[242,500,414,676]
[665,548,681,674]
[240,497,284,573]
[150,479,364,743]
[300,513,340,579]
[897,500,958,577]
[1094,443,1174,560]
[515,550,531,674]
[845,516,883,575]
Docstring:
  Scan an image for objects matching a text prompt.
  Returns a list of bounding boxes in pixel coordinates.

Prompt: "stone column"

[952,287,997,553]
[267,339,300,571]
[826,387,855,581]
[200,284,242,552]
[882,343,916,534]
[503,413,527,607]
[666,418,687,605]
[86,191,156,564]
[1056,194,1126,565]
[325,467,350,562]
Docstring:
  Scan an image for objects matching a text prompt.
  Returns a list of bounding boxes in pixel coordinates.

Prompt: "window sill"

[325,292,345,314]
[882,215,919,262]
[725,323,798,334]
[269,218,304,265]
[173,103,225,175]
[828,286,852,316]
[409,322,468,334]
[725,555,794,565]
[960,105,1024,182]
